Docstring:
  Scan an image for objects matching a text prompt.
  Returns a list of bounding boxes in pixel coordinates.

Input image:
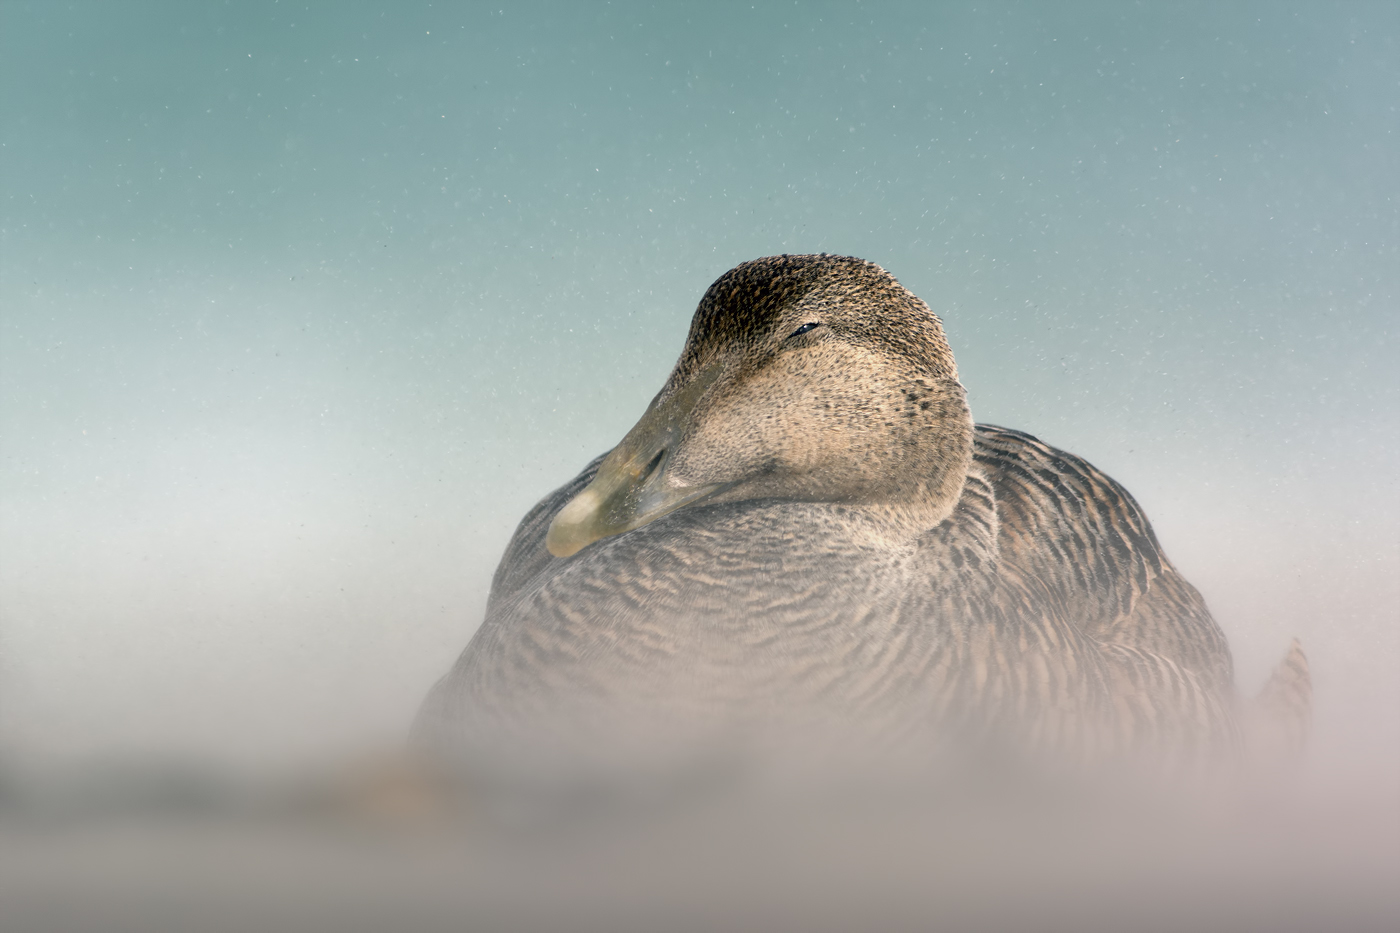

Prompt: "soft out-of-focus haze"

[1,0,1396,790]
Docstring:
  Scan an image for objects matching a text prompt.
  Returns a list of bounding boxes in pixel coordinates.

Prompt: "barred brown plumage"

[415,254,1309,784]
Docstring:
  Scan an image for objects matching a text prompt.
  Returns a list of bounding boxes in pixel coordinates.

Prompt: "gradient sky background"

[1,1,1396,781]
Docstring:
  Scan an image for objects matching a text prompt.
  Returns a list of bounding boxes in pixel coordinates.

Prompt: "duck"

[415,254,1310,779]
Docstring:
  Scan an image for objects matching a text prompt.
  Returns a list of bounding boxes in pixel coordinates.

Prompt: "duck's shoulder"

[970,423,1167,586]
[968,423,1175,632]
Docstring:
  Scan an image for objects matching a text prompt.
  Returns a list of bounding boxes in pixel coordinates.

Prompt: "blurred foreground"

[1,753,1396,933]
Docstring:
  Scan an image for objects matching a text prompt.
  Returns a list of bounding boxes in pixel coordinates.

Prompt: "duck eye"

[788,322,821,338]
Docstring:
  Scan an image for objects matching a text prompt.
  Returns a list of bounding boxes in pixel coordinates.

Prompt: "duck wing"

[972,424,1234,697]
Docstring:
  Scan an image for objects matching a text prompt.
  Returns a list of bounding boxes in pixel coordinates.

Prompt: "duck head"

[546,255,974,558]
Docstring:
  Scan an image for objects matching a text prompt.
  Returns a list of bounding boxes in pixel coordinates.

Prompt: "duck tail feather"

[1244,639,1312,766]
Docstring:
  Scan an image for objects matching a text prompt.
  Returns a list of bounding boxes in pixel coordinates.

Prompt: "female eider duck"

[417,254,1310,776]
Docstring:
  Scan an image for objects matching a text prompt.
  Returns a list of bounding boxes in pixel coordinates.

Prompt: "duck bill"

[546,364,727,558]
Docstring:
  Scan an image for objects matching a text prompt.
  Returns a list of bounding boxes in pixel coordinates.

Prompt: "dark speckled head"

[674,254,959,385]
[546,254,973,557]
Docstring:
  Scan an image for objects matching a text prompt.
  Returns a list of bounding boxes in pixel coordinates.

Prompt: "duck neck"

[847,382,975,545]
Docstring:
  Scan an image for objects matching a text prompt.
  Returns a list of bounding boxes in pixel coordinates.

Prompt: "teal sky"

[1,2,1396,775]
